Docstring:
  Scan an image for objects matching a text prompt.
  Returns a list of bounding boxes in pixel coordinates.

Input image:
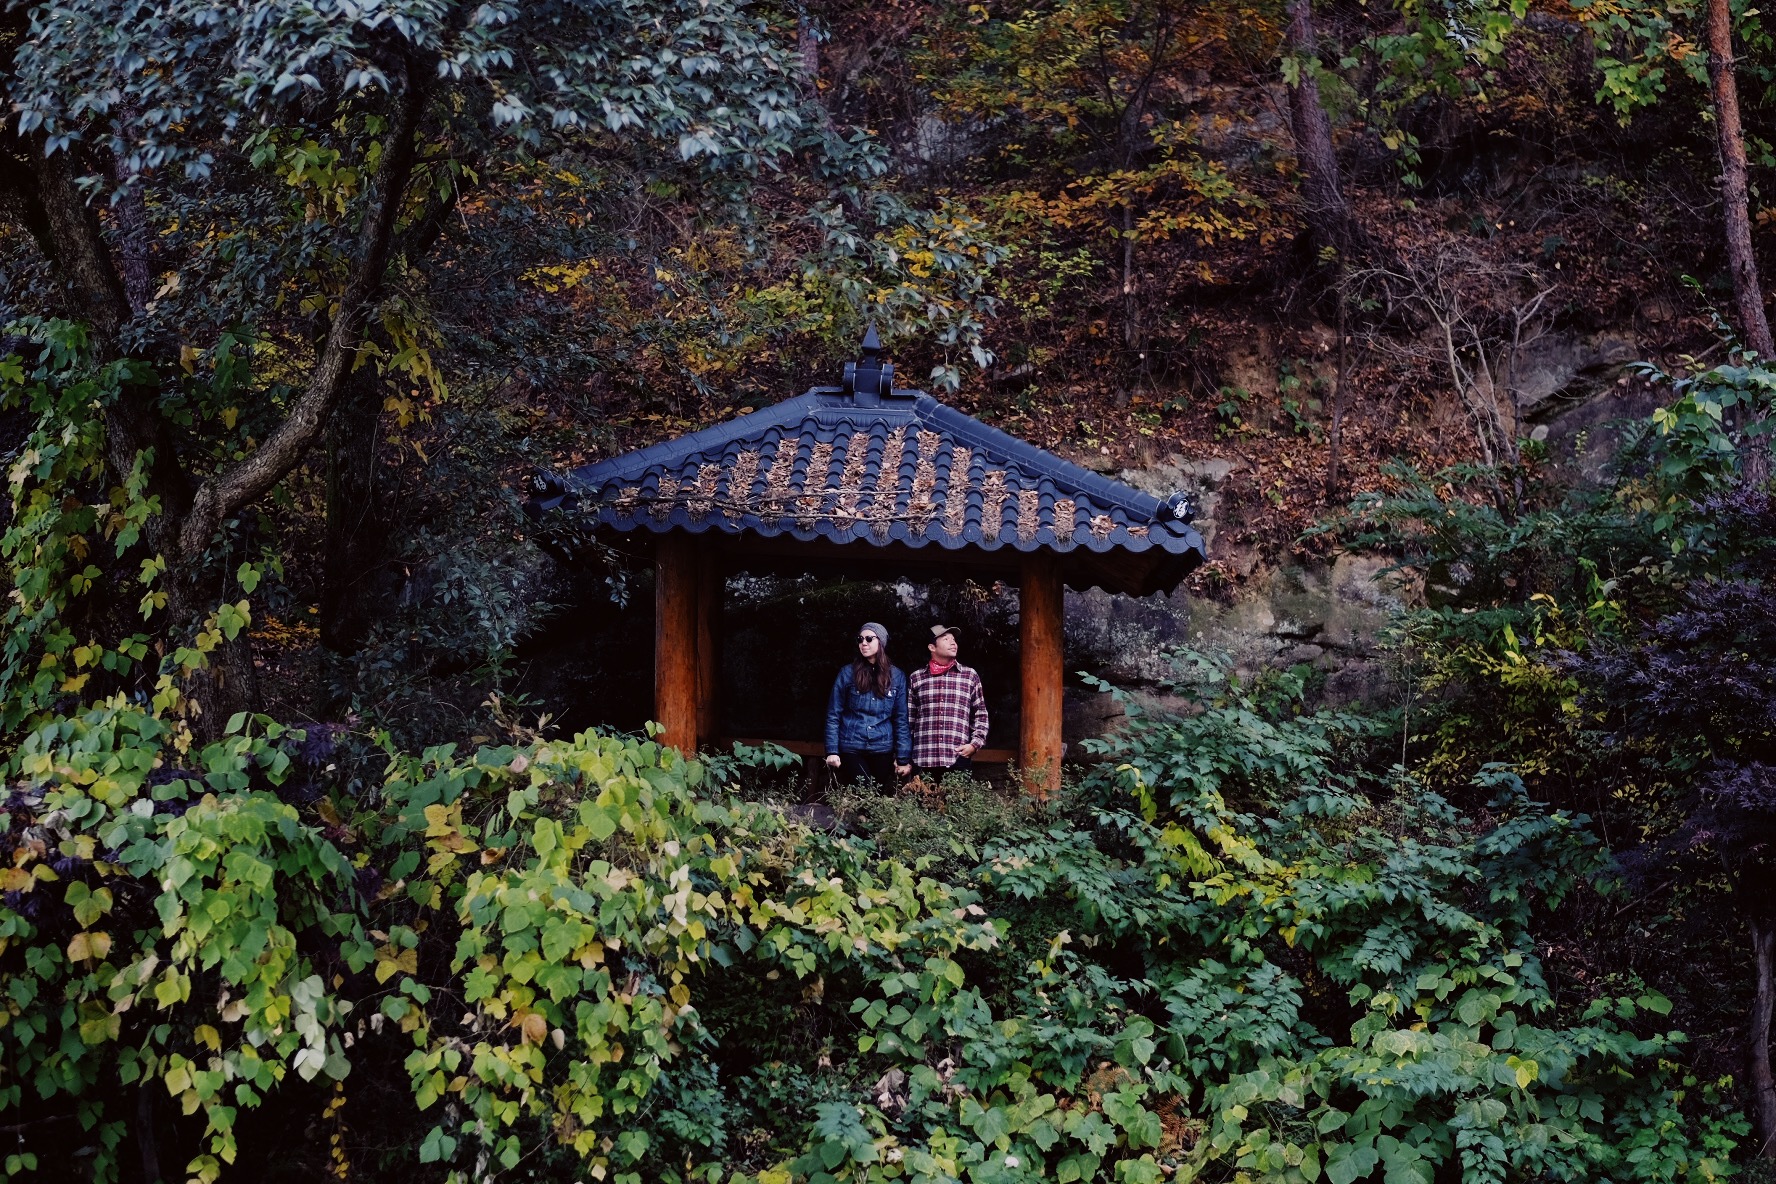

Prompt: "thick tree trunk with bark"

[28,145,195,528]
[1284,0,1357,257]
[1752,916,1776,1157]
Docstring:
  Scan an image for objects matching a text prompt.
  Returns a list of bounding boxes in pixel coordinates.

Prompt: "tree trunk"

[27,144,194,527]
[1708,0,1776,362]
[1752,916,1776,1157]
[177,64,426,559]
[135,1083,163,1184]
[1284,0,1357,257]
[797,6,820,81]
[1707,0,1775,484]
[321,364,391,653]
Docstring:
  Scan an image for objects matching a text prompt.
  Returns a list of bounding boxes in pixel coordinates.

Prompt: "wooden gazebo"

[530,331,1206,792]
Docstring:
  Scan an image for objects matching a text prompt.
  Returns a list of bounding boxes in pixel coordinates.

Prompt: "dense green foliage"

[2,659,1749,1183]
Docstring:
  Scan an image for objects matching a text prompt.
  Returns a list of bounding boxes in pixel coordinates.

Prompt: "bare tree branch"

[1346,244,1554,490]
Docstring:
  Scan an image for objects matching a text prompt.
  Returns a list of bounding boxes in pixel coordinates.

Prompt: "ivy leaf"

[67,930,111,962]
[1326,1143,1379,1184]
[1057,1153,1100,1184]
[968,1102,1011,1146]
[417,1126,456,1164]
[1636,992,1673,1015]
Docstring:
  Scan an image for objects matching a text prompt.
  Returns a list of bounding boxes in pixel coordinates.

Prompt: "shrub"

[0,672,1747,1183]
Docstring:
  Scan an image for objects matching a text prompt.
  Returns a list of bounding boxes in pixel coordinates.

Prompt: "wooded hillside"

[2,1,1776,1181]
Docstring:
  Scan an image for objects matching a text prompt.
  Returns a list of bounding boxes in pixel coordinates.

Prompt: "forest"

[2,0,1776,1182]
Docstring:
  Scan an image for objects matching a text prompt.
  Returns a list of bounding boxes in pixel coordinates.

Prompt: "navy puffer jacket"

[825,665,911,760]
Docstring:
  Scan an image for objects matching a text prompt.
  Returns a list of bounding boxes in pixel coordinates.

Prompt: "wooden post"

[1019,553,1064,796]
[654,534,699,753]
[695,549,721,745]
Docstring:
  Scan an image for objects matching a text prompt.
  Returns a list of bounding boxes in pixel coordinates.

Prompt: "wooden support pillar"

[1019,553,1064,796]
[654,535,699,753]
[695,549,721,745]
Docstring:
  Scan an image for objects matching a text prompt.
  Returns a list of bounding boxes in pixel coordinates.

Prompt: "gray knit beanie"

[860,621,890,647]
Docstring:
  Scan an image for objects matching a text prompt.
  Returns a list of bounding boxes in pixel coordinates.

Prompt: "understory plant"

[0,656,1746,1183]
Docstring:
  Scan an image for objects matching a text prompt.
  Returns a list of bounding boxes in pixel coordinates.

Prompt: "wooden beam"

[654,535,699,753]
[696,549,721,744]
[1019,553,1064,796]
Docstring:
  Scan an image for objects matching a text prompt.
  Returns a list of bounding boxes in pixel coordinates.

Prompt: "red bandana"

[928,658,957,676]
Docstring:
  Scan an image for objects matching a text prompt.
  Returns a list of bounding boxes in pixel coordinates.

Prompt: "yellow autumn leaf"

[67,931,112,962]
[373,944,419,984]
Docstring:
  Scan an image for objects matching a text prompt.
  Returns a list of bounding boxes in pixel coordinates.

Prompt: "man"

[907,624,989,778]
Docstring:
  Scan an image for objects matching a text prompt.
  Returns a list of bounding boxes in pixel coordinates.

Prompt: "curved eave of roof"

[583,505,1203,556]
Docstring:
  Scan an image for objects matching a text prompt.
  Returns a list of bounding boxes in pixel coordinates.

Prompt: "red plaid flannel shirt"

[907,662,988,768]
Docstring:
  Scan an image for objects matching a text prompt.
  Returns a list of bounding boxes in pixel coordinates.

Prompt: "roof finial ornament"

[843,320,897,405]
[1155,490,1198,525]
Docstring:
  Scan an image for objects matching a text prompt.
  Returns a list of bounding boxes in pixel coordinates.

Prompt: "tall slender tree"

[1707,0,1775,483]
[1707,0,1776,359]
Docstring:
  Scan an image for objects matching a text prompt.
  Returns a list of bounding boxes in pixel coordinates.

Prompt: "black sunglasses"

[856,634,879,643]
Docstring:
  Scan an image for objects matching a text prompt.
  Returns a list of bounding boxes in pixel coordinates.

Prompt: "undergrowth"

[6,651,1741,1184]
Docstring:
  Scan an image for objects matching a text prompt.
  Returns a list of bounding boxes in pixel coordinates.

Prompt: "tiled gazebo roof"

[534,333,1205,596]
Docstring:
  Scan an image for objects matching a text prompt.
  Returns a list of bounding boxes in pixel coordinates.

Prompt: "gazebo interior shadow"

[522,565,1028,796]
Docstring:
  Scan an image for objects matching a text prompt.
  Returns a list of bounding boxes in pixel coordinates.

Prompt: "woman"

[824,622,912,788]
